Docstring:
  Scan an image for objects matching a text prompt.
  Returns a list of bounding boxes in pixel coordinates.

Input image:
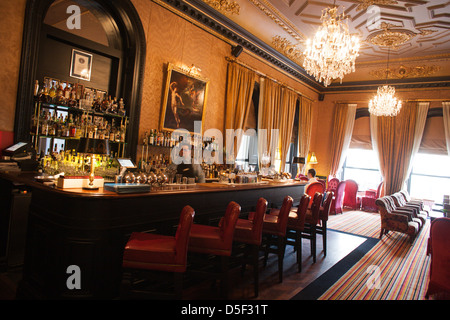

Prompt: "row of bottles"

[142,129,175,148]
[40,147,120,176]
[34,78,126,117]
[31,109,126,142]
[141,129,222,150]
[138,153,171,172]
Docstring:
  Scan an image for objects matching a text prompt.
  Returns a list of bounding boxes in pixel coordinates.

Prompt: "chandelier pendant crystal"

[303,6,360,87]
[368,48,402,116]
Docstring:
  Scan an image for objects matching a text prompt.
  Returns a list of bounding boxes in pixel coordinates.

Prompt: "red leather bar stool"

[121,205,195,299]
[188,201,241,298]
[251,196,293,283]
[282,194,311,272]
[302,192,323,263]
[233,197,267,297]
[316,191,334,257]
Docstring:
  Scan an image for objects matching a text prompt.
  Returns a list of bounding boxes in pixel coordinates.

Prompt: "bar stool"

[251,196,293,283]
[233,197,268,297]
[188,201,241,298]
[121,205,195,299]
[303,192,323,263]
[316,191,334,257]
[282,194,311,272]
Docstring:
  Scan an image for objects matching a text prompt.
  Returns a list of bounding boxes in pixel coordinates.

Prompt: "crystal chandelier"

[368,48,402,116]
[368,85,402,116]
[303,5,360,87]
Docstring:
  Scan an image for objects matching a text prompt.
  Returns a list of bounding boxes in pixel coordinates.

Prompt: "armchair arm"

[399,205,420,217]
[391,209,413,221]
[386,210,410,224]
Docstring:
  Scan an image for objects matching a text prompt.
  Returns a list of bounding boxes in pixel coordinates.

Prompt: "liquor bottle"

[120,124,126,142]
[34,80,40,97]
[39,81,51,103]
[143,131,148,146]
[48,81,57,103]
[55,84,64,105]
[109,126,115,141]
[102,95,111,113]
[149,129,154,145]
[118,98,126,116]
[63,82,71,104]
[87,121,94,139]
[93,98,102,113]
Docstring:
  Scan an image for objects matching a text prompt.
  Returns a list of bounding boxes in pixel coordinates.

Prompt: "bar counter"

[0,171,305,299]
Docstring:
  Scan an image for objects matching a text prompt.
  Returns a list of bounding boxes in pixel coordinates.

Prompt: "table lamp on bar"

[77,138,110,190]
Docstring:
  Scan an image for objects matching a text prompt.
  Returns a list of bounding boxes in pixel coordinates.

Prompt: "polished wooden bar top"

[0,171,307,198]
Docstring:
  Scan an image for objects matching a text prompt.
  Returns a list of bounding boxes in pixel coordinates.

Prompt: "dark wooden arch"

[14,0,146,160]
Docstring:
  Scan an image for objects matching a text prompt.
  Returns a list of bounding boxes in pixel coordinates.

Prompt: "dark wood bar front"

[0,172,305,299]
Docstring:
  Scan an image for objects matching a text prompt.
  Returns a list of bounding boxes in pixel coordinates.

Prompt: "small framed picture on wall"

[70,49,93,81]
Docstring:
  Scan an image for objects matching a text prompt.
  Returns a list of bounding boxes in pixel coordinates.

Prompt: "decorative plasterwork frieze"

[369,64,441,79]
[248,0,305,41]
[272,35,303,65]
[355,0,398,11]
[201,0,240,15]
[366,22,437,48]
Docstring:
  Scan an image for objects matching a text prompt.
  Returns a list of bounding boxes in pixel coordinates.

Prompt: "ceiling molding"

[153,0,450,92]
[157,0,322,90]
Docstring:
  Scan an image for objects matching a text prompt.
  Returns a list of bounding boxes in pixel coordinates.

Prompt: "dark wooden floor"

[0,230,365,300]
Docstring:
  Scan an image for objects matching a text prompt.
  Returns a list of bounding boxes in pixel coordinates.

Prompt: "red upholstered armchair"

[343,179,359,210]
[305,182,325,206]
[330,181,346,214]
[361,182,382,212]
[426,218,450,299]
[327,178,339,193]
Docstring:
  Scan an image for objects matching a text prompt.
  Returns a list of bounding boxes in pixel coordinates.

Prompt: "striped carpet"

[319,211,431,300]
[327,210,381,238]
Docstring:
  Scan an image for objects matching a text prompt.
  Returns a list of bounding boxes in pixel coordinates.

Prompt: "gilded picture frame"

[160,63,209,134]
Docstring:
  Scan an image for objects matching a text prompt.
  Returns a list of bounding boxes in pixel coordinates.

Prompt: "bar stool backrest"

[252,198,268,244]
[175,205,195,264]
[219,201,241,248]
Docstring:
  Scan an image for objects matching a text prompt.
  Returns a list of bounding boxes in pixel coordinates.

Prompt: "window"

[235,133,258,171]
[408,153,450,205]
[342,148,382,191]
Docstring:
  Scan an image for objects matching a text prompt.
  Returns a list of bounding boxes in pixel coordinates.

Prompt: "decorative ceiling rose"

[370,64,441,79]
[366,22,437,49]
[366,23,415,48]
[272,35,303,65]
[303,6,361,87]
[201,0,240,15]
[355,0,398,11]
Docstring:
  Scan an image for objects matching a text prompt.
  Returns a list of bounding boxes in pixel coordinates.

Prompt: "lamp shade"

[293,157,306,164]
[77,138,110,155]
[309,152,318,164]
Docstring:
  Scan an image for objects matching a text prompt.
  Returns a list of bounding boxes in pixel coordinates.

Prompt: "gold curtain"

[225,62,256,157]
[443,102,450,156]
[329,103,357,177]
[257,78,282,166]
[297,97,313,175]
[279,88,298,171]
[374,101,420,195]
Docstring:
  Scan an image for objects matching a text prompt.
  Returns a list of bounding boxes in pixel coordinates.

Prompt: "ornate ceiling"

[197,0,450,88]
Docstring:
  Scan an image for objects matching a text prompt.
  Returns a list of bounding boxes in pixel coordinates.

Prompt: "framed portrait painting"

[160,63,209,134]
